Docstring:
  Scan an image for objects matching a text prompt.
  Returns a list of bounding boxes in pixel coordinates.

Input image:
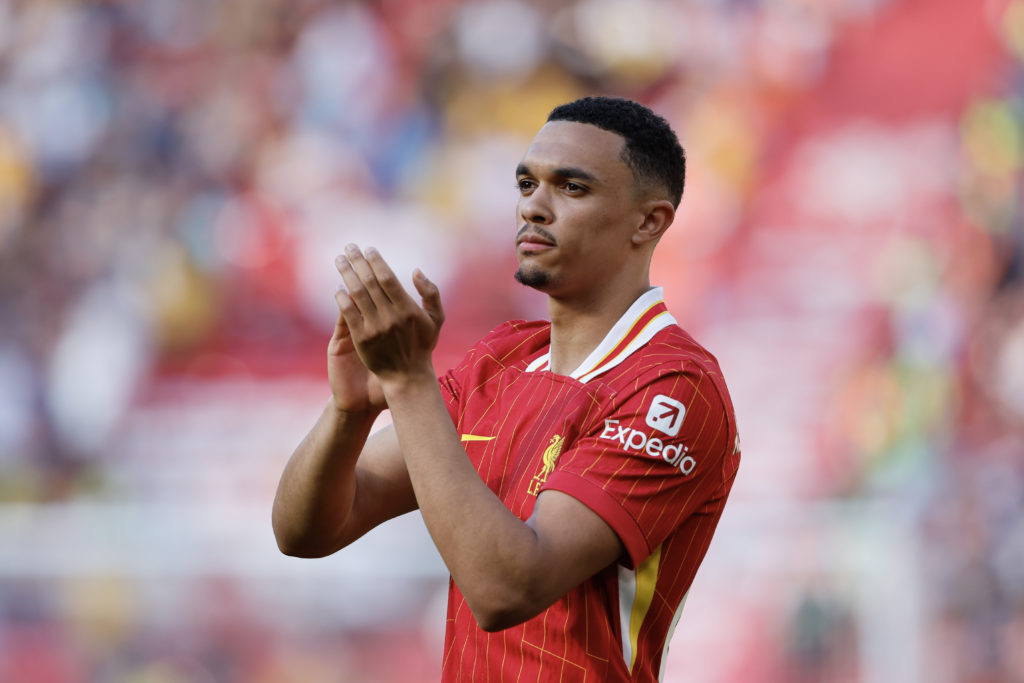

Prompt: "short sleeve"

[542,367,738,568]
[438,366,463,426]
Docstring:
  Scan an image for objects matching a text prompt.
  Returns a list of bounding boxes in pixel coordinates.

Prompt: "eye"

[563,181,586,194]
[517,178,536,193]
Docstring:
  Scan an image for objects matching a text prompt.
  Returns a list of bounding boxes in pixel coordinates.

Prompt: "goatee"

[514,267,550,289]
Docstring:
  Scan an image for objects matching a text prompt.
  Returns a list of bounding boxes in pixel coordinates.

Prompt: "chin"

[514,265,552,290]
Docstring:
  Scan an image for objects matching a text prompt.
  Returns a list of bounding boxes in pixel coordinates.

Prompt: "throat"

[547,347,589,377]
[545,284,655,377]
[547,317,613,376]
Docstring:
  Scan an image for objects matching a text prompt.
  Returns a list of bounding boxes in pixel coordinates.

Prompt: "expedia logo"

[646,395,685,436]
[600,419,696,475]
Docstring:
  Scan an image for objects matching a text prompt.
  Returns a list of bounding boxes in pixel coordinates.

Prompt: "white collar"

[524,287,677,383]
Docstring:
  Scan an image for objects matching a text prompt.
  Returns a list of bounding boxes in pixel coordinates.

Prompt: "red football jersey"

[438,287,741,682]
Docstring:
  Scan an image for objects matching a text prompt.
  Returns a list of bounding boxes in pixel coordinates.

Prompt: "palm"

[327,315,386,413]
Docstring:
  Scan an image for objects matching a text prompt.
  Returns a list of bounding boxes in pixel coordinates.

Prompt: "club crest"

[528,434,564,496]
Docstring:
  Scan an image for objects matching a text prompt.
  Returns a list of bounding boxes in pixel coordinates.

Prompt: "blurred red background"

[0,0,1022,681]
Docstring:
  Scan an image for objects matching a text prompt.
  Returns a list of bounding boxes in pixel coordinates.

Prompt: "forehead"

[520,121,630,179]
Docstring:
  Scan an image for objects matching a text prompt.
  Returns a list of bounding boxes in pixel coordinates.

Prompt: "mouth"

[516,228,556,254]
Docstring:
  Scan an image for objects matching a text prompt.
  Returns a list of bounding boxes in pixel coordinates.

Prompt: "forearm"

[272,399,379,557]
[383,373,547,630]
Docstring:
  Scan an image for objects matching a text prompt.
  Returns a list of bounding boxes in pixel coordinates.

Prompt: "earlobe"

[631,201,675,246]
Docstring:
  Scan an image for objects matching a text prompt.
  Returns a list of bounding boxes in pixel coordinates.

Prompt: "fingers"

[414,269,445,327]
[333,286,363,339]
[328,304,358,356]
[334,244,440,333]
[335,244,395,316]
[364,248,412,307]
[330,294,351,338]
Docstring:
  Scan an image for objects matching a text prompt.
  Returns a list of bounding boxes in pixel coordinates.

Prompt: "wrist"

[378,367,437,400]
[328,400,383,424]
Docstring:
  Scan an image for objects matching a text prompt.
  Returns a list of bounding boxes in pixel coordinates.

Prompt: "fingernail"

[366,246,379,257]
[335,255,347,266]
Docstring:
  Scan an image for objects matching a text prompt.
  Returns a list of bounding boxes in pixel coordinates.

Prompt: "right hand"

[327,296,387,415]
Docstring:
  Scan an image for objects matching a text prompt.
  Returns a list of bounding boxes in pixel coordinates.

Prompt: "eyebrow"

[516,163,599,183]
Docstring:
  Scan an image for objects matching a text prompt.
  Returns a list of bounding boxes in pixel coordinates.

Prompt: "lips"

[517,230,556,253]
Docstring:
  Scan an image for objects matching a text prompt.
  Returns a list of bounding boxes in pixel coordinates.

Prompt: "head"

[547,96,686,209]
[514,97,686,297]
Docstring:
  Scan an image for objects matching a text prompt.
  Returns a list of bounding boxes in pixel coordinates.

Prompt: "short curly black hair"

[547,96,686,208]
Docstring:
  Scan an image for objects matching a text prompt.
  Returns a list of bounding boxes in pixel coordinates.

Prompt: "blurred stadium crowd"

[0,0,1023,681]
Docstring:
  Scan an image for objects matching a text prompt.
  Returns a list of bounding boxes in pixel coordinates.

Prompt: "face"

[514,121,647,298]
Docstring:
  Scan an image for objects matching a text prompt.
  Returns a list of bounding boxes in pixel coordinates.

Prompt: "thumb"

[413,269,445,326]
[331,306,350,338]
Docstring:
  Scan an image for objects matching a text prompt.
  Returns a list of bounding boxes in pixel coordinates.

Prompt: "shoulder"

[469,319,551,366]
[641,324,726,375]
[440,319,550,406]
[604,324,731,398]
[443,319,550,388]
[593,324,737,451]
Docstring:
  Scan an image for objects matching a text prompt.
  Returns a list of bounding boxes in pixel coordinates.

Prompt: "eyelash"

[516,180,585,193]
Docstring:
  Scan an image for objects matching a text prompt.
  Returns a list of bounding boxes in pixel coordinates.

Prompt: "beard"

[514,264,552,289]
[514,224,558,290]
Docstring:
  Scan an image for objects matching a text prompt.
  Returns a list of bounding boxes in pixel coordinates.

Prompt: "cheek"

[561,237,614,275]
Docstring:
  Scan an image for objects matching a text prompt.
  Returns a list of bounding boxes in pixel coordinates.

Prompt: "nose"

[519,184,554,225]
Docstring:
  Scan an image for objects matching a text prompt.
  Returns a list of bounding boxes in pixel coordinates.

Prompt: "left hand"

[334,244,445,386]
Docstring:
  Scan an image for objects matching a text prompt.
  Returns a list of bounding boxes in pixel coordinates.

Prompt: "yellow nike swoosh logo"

[460,434,496,442]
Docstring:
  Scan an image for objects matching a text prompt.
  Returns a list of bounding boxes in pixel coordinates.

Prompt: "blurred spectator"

[0,0,1021,680]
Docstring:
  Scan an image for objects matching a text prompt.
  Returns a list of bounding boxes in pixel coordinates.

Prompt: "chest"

[454,367,607,518]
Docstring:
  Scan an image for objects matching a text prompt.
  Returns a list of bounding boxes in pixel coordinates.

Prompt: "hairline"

[541,120,671,204]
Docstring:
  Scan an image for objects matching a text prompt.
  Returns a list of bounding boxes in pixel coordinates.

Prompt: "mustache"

[517,224,557,245]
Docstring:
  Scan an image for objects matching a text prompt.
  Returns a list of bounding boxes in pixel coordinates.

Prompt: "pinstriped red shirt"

[438,288,741,682]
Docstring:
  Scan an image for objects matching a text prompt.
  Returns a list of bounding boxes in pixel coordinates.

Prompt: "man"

[272,96,741,681]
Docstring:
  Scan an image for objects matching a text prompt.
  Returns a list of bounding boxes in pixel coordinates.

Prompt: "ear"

[631,200,675,246]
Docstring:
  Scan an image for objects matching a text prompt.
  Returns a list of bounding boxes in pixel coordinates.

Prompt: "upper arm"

[339,423,419,546]
[518,489,625,613]
[496,366,736,624]
[542,367,738,568]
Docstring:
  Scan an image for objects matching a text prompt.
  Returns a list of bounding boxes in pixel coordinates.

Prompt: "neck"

[546,280,653,376]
